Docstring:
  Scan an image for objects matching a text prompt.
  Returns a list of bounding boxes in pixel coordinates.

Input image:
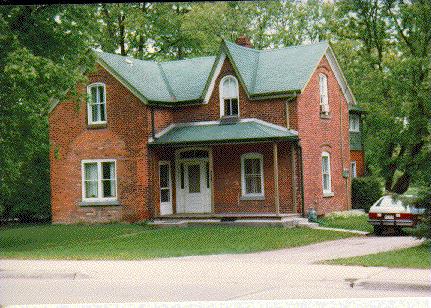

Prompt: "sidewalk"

[0,236,429,304]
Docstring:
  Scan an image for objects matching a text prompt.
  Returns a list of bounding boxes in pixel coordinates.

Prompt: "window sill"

[320,112,331,119]
[87,122,107,129]
[240,195,265,201]
[79,200,120,207]
[323,192,334,198]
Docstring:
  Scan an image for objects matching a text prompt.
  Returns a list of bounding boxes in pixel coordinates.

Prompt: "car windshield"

[375,195,415,208]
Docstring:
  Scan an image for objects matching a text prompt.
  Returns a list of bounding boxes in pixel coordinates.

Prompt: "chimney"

[235,35,253,48]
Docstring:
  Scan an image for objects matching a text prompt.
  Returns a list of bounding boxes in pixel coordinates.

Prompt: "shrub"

[412,188,431,240]
[351,176,383,212]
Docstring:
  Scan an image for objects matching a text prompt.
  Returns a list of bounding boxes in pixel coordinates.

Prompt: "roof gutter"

[148,136,299,148]
[249,91,300,101]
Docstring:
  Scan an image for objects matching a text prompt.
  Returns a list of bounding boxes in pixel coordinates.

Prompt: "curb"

[313,226,370,235]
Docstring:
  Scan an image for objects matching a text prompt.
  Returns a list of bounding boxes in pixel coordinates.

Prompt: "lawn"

[0,223,356,260]
[325,242,430,269]
[319,213,373,233]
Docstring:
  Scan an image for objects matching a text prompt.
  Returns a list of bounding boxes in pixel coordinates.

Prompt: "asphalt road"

[0,236,429,304]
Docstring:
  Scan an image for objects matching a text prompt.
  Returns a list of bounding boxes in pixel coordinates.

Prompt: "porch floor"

[150,213,318,228]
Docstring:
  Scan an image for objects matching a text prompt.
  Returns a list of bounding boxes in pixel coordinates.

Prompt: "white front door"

[182,160,211,213]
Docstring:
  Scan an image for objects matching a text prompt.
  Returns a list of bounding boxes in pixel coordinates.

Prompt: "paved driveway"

[0,235,429,304]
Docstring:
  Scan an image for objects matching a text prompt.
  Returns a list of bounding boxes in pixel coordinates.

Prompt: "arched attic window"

[220,75,239,117]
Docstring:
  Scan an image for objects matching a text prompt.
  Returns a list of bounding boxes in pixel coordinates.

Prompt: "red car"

[368,195,424,235]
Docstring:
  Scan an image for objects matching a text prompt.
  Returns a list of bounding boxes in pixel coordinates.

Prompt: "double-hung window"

[349,114,360,132]
[220,75,239,117]
[87,83,107,124]
[319,74,329,114]
[241,153,264,198]
[321,152,332,194]
[82,160,117,201]
[351,161,357,178]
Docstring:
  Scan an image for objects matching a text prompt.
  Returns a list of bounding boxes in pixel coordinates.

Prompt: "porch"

[150,212,316,228]
[148,118,303,219]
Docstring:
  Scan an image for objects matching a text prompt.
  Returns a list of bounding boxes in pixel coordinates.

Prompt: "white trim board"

[325,47,357,105]
[204,53,226,104]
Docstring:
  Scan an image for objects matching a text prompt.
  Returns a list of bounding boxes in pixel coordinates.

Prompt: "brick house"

[49,37,360,224]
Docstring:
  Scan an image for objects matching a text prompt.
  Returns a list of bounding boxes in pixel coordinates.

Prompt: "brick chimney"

[235,35,253,48]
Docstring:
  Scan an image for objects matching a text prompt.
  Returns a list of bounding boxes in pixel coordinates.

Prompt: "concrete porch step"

[149,215,318,229]
[154,213,300,221]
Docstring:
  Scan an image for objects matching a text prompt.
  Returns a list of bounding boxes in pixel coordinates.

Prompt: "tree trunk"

[391,172,411,194]
[101,4,116,53]
[118,13,126,56]
[137,34,144,59]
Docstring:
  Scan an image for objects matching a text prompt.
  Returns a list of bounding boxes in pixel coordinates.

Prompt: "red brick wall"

[296,56,351,215]
[49,64,151,223]
[212,142,294,213]
[350,150,365,177]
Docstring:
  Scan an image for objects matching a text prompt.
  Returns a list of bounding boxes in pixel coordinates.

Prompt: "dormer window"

[319,74,329,114]
[220,75,239,117]
[87,83,107,125]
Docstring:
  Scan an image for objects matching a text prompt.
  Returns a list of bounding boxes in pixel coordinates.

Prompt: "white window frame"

[241,153,265,198]
[319,73,329,114]
[159,161,172,207]
[219,75,240,117]
[321,151,332,195]
[349,113,360,132]
[81,159,117,202]
[87,82,107,125]
[351,161,357,178]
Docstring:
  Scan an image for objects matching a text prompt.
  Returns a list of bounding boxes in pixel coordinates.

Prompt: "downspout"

[297,140,306,217]
[339,95,349,209]
[150,106,156,140]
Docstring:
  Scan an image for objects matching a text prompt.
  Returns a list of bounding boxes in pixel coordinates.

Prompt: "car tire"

[373,225,383,236]
[394,226,403,235]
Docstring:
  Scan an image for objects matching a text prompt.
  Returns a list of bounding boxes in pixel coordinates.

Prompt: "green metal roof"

[149,120,298,146]
[95,40,330,105]
[224,40,329,95]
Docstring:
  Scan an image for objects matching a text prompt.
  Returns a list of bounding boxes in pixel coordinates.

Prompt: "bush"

[351,177,383,212]
[412,188,431,240]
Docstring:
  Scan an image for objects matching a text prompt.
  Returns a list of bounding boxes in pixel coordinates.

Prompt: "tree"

[0,5,97,220]
[332,0,431,194]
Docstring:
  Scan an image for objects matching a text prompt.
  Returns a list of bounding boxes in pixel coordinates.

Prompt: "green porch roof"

[349,104,365,113]
[149,120,298,146]
[95,40,330,105]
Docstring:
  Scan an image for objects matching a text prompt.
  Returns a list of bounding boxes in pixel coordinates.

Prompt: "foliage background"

[0,1,429,221]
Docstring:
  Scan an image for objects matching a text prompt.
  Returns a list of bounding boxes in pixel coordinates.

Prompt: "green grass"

[0,224,356,260]
[325,242,431,269]
[319,213,373,233]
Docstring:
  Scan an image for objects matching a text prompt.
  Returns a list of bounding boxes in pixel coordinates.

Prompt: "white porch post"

[273,142,280,215]
[291,143,298,213]
[209,147,215,213]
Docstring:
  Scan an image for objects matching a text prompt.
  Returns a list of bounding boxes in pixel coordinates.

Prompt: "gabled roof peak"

[92,39,353,107]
